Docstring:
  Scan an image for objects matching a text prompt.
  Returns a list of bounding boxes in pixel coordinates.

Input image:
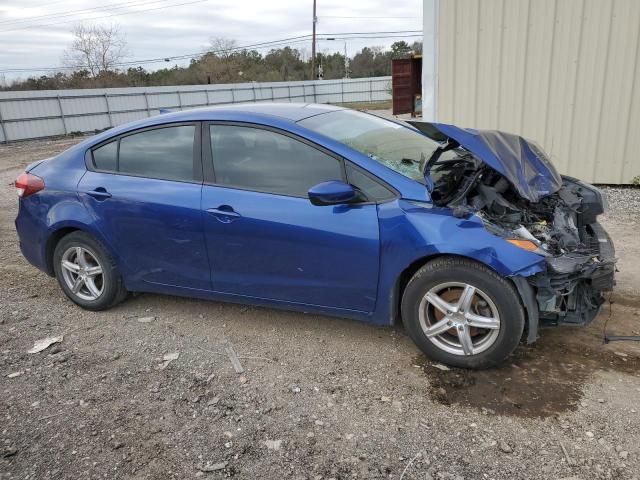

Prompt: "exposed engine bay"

[430,155,617,327]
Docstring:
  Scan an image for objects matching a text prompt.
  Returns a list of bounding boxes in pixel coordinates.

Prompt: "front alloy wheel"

[402,257,525,369]
[420,282,501,356]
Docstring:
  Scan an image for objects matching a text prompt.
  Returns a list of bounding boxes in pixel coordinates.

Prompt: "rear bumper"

[15,198,50,274]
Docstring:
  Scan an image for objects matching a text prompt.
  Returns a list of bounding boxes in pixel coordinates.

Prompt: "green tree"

[351,46,392,77]
[390,41,412,58]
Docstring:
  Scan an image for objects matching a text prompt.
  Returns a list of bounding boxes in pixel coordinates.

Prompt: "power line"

[0,0,211,33]
[325,34,422,40]
[322,30,421,35]
[0,31,423,74]
[18,0,71,8]
[1,33,423,73]
[0,0,173,26]
[319,16,418,19]
[0,0,207,31]
[0,34,318,73]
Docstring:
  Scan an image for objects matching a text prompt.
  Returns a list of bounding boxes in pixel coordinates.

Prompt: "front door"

[201,123,380,312]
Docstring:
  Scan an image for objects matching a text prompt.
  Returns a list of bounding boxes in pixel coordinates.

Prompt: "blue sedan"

[14,103,616,368]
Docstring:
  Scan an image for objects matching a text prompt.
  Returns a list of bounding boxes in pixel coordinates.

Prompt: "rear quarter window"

[92,140,117,171]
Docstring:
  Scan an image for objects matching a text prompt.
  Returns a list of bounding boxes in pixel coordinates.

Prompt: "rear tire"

[53,231,127,311]
[401,256,525,369]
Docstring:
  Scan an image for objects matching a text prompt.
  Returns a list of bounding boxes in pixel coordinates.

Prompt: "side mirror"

[308,180,358,206]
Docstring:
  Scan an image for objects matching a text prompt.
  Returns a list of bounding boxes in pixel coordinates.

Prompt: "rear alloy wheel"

[60,246,104,301]
[402,257,525,369]
[53,231,127,311]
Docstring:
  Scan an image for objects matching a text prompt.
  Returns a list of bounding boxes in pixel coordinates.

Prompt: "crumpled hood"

[408,122,563,203]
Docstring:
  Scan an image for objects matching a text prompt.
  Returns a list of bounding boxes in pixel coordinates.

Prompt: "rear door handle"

[86,188,112,200]
[207,206,241,223]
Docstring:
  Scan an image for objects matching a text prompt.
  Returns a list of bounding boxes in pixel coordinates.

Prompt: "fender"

[44,201,122,276]
[370,199,546,325]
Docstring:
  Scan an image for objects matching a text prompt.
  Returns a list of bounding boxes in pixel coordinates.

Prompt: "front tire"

[53,231,127,311]
[401,256,525,369]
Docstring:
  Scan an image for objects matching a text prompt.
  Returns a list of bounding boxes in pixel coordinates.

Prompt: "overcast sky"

[0,0,422,81]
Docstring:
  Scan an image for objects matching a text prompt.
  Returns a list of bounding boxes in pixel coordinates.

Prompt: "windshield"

[298,110,458,182]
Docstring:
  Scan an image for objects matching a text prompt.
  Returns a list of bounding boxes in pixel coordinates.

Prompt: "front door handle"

[86,188,112,200]
[207,205,241,223]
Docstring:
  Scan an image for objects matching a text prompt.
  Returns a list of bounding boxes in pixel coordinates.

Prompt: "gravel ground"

[1,136,639,480]
[600,187,640,222]
[598,187,640,301]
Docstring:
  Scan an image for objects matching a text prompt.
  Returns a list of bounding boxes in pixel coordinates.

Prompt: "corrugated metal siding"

[0,77,391,142]
[436,0,640,184]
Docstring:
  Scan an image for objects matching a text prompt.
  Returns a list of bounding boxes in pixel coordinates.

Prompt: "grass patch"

[330,100,391,111]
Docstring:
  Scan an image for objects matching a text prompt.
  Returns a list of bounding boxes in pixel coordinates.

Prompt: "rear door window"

[91,124,197,182]
[119,126,195,182]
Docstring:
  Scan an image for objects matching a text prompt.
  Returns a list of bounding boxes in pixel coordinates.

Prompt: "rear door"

[201,123,382,312]
[78,123,210,290]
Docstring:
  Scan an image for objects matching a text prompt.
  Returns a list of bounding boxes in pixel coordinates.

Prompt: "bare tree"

[208,37,238,59]
[63,24,129,77]
[198,38,242,83]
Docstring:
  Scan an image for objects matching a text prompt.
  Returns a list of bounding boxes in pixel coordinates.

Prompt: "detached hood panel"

[408,122,563,203]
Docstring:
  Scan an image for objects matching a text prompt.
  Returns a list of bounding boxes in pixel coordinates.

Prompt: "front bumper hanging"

[531,222,616,326]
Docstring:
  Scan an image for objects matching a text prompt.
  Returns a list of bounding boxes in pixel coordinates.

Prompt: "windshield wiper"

[423,139,460,191]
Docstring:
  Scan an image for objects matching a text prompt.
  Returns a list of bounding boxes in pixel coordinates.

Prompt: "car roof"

[75,102,348,152]
[149,102,346,123]
[208,102,346,121]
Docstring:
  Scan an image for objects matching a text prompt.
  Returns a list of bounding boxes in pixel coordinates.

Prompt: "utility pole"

[343,41,349,79]
[311,0,317,80]
[326,37,349,79]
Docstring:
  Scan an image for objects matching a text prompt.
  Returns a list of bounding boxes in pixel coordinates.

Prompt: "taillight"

[15,172,45,198]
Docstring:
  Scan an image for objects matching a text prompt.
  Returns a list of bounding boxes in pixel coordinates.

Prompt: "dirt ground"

[1,136,639,480]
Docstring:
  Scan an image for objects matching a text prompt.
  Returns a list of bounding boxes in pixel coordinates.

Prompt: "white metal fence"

[0,77,391,143]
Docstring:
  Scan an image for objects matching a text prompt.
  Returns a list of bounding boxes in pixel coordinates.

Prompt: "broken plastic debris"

[27,335,63,354]
[225,344,244,374]
[197,461,227,472]
[432,363,451,371]
[264,439,283,450]
[7,371,23,378]
[158,351,179,370]
[137,316,155,323]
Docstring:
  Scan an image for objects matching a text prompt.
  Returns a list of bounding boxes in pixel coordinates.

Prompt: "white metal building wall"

[432,0,640,184]
[0,77,391,143]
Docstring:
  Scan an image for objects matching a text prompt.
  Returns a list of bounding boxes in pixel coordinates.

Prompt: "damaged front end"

[525,192,616,326]
[475,176,617,327]
[410,122,617,329]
